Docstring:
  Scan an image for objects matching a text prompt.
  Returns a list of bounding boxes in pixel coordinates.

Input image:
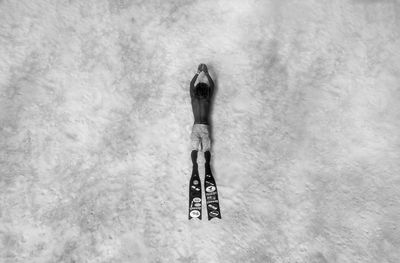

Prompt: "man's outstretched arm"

[205,71,214,98]
[190,72,199,98]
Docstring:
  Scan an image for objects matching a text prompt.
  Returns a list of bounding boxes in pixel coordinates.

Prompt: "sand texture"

[1,0,400,262]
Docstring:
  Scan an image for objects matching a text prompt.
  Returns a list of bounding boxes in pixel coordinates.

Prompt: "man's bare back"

[191,95,211,124]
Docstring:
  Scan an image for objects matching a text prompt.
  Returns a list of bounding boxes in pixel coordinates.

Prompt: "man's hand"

[197,64,203,74]
[197,63,208,73]
[202,64,208,74]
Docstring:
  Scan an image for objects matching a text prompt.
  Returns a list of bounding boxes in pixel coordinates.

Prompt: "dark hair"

[195,83,209,98]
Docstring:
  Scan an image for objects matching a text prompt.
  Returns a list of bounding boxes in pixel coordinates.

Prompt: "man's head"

[195,83,209,98]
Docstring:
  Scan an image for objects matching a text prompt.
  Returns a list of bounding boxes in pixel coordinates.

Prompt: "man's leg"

[190,125,201,173]
[189,126,201,220]
[200,125,211,152]
[204,150,211,175]
[200,125,212,175]
[191,150,198,174]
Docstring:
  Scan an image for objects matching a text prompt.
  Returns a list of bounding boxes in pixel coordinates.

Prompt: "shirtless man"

[189,63,214,174]
[188,64,221,220]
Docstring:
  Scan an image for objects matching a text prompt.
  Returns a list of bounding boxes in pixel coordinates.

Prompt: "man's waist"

[194,121,209,125]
